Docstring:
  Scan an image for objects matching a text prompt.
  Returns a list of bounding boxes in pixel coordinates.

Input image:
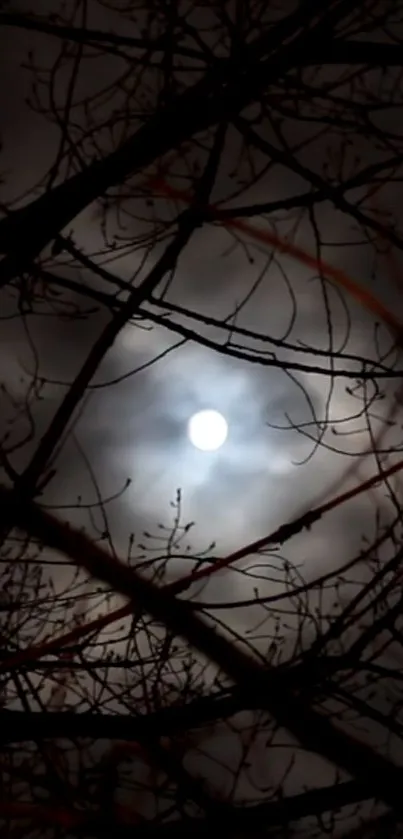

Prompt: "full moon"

[188,410,228,452]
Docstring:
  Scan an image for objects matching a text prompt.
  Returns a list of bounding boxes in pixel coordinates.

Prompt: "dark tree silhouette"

[1,2,403,837]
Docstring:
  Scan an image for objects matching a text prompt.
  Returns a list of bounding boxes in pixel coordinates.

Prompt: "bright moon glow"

[188,410,228,451]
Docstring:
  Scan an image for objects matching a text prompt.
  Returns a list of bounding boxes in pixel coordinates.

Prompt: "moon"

[188,410,228,452]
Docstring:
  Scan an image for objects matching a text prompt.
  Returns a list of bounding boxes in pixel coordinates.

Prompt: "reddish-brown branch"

[149,177,402,336]
[314,191,403,507]
[3,484,403,811]
[2,453,403,674]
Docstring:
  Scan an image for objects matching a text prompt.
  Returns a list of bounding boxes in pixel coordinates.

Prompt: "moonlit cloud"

[2,10,403,837]
[0,0,399,689]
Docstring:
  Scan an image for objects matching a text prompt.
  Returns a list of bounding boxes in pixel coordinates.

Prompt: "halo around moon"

[188,410,228,452]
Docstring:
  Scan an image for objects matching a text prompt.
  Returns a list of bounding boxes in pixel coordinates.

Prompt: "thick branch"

[2,13,402,65]
[1,483,403,813]
[0,12,205,60]
[0,0,353,284]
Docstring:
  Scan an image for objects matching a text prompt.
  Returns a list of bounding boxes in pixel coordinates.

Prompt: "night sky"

[1,3,403,834]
